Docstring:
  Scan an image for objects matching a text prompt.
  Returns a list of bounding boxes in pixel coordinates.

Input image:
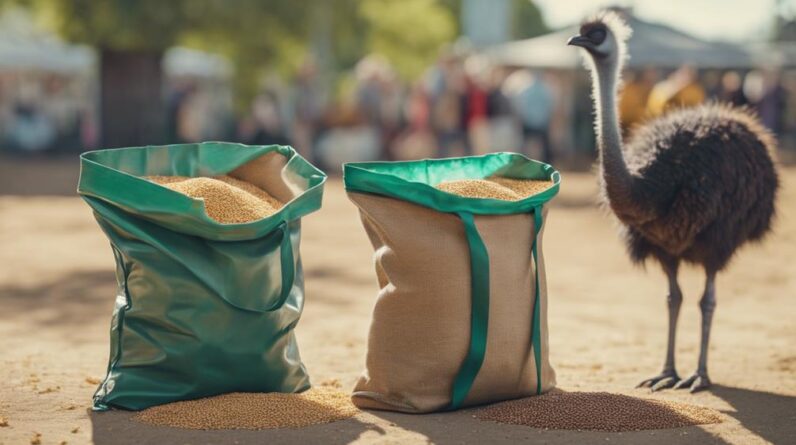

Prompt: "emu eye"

[587,28,607,44]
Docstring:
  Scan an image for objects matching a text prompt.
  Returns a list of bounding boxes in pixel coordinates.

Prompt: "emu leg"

[638,261,682,391]
[675,270,716,392]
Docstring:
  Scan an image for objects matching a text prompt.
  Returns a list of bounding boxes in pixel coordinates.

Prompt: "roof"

[485,10,754,69]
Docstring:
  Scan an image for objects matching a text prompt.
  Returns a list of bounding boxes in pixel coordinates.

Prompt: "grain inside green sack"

[435,176,553,200]
[474,391,723,432]
[147,175,283,224]
[133,388,359,430]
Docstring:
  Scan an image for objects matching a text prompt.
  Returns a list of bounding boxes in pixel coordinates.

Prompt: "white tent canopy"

[0,9,94,73]
[485,11,753,69]
[163,47,232,79]
[0,8,231,77]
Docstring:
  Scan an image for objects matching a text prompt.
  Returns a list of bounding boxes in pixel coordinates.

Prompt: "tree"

[20,0,310,147]
[5,0,498,147]
[510,0,548,40]
[358,0,456,80]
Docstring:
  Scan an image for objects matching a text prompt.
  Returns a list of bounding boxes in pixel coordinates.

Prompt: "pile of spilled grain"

[435,176,553,201]
[133,388,358,430]
[474,391,723,432]
[147,175,283,224]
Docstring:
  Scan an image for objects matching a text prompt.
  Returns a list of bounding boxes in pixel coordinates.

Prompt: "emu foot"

[674,372,712,392]
[637,370,680,391]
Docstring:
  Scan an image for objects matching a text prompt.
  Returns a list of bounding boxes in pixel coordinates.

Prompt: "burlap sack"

[344,154,559,413]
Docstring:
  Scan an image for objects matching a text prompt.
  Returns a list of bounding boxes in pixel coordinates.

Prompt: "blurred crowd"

[226,54,567,170]
[620,65,790,138]
[219,54,794,170]
[0,71,97,154]
[2,51,795,170]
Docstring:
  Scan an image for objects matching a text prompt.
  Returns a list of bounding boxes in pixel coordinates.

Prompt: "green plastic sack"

[344,153,560,412]
[78,142,326,411]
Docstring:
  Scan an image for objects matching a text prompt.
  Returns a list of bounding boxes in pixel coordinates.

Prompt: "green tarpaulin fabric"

[78,142,325,411]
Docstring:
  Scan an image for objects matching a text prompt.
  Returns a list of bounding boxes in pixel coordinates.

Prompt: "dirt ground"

[0,157,794,445]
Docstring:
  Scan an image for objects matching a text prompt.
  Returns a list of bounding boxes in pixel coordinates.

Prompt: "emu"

[568,12,779,392]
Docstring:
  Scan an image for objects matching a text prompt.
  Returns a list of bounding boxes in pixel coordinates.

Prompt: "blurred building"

[461,0,512,47]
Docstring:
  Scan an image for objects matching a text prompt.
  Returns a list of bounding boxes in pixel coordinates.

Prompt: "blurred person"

[6,101,55,152]
[378,70,406,160]
[717,71,747,107]
[355,55,387,126]
[701,70,722,99]
[42,74,82,151]
[619,68,658,135]
[745,70,787,137]
[646,66,705,117]
[483,66,521,153]
[462,55,494,154]
[431,59,469,158]
[290,58,327,162]
[245,92,291,147]
[503,69,554,163]
[432,87,467,158]
[166,80,197,143]
[390,81,436,160]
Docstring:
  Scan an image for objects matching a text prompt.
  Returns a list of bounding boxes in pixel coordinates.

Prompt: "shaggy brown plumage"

[620,104,778,272]
[568,9,779,393]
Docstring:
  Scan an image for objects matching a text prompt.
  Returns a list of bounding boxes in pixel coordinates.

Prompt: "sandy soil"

[0,159,794,445]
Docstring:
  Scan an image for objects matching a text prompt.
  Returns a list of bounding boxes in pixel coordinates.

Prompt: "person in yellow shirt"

[619,67,658,135]
[647,65,705,117]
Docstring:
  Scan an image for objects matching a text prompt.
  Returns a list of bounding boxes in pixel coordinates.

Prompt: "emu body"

[569,11,779,392]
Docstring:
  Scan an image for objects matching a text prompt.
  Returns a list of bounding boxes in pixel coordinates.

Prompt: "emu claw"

[637,370,680,391]
[674,373,712,392]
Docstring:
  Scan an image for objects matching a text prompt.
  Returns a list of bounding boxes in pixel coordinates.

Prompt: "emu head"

[567,10,632,72]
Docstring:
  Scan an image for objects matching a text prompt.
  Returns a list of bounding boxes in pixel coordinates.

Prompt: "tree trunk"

[99,49,165,148]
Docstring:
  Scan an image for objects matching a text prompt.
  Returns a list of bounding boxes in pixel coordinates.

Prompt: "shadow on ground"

[0,154,81,196]
[0,269,116,328]
[357,408,732,445]
[90,410,380,445]
[712,385,796,445]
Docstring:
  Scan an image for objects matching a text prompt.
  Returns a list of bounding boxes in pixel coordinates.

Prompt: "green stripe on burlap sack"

[345,153,560,413]
[449,212,490,409]
[531,206,544,396]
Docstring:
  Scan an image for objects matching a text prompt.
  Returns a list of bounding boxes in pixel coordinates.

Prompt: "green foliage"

[6,0,543,109]
[511,0,549,40]
[359,0,456,80]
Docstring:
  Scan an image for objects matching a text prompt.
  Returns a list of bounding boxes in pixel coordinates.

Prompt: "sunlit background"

[1,3,795,443]
[1,0,795,187]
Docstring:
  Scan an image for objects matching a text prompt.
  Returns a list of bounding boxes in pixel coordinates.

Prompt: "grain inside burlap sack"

[348,192,556,413]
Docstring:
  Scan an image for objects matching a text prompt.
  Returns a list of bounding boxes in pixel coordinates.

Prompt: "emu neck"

[591,59,638,218]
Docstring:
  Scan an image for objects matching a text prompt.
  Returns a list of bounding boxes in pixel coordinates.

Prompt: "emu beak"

[567,35,590,48]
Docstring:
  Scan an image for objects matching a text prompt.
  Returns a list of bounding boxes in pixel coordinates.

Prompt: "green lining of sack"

[343,152,560,214]
[78,142,326,241]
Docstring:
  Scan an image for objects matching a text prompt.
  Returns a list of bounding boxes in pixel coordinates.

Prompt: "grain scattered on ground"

[319,378,343,389]
[133,388,358,430]
[435,177,553,201]
[474,391,724,432]
[146,175,283,224]
[0,416,8,427]
[37,386,59,394]
[84,377,101,385]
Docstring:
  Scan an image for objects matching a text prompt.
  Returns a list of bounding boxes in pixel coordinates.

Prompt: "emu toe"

[637,370,680,391]
[674,373,712,392]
